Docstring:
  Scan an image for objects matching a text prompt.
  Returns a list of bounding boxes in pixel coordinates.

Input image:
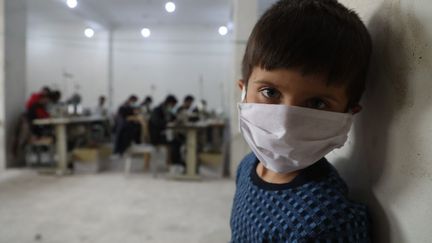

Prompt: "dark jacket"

[149,104,174,145]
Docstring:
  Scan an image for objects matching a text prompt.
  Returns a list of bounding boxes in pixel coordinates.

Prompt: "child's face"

[239,67,352,113]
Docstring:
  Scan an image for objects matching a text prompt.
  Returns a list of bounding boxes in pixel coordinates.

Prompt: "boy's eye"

[260,87,281,100]
[305,98,328,110]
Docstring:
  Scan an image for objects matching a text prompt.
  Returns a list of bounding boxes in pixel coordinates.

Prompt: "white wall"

[26,23,109,108]
[228,0,258,177]
[0,0,5,170]
[27,23,232,114]
[326,0,432,242]
[5,0,27,167]
[112,26,232,111]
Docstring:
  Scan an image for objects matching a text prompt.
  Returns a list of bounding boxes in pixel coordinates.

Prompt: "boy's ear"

[351,104,362,114]
[238,80,247,102]
[237,79,245,91]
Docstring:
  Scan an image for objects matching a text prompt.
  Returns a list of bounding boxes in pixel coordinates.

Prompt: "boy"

[230,0,372,242]
[176,95,195,123]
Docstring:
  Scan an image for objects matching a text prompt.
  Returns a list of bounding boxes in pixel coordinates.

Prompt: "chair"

[124,144,161,177]
[25,136,55,166]
[197,120,229,177]
[12,113,55,166]
[138,116,151,143]
[124,113,172,176]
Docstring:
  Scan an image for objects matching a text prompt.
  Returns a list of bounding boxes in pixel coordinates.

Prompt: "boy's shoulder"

[232,153,370,241]
[237,152,257,172]
[234,152,257,183]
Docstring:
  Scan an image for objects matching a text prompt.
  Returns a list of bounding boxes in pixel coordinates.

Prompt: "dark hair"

[164,95,178,105]
[41,86,51,93]
[49,90,61,103]
[144,96,152,103]
[242,0,372,106]
[184,95,194,102]
[128,95,138,102]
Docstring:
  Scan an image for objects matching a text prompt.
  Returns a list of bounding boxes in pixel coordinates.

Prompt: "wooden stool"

[26,136,55,166]
[124,144,156,176]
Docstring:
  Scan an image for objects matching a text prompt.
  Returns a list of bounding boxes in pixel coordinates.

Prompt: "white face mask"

[238,89,353,173]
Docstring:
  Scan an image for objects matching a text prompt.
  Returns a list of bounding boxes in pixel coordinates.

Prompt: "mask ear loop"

[346,101,358,114]
[241,87,247,102]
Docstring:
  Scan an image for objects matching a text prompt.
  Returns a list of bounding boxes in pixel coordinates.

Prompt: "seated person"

[176,95,195,123]
[47,90,63,117]
[140,96,153,120]
[148,95,177,145]
[26,86,51,111]
[27,94,51,138]
[113,95,141,155]
[192,99,210,121]
[149,95,184,166]
[91,95,110,141]
[93,95,108,117]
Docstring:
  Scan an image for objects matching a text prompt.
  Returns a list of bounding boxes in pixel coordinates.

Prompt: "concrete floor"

[0,169,235,243]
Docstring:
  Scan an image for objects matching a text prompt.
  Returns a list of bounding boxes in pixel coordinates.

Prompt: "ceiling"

[27,0,277,29]
[87,0,232,27]
[28,0,232,29]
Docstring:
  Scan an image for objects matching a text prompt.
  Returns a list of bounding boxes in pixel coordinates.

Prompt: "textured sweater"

[230,153,370,242]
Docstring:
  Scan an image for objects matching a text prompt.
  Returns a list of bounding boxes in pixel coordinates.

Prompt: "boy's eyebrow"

[253,80,344,104]
[253,80,280,87]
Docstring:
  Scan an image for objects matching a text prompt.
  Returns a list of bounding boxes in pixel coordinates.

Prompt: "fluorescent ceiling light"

[84,28,95,38]
[141,28,151,38]
[66,0,78,9]
[218,26,228,36]
[165,2,176,13]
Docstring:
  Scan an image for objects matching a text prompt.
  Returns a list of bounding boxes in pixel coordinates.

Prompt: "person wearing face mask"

[176,95,195,123]
[230,0,372,242]
[149,95,184,167]
[149,95,178,145]
[140,96,153,120]
[113,95,141,155]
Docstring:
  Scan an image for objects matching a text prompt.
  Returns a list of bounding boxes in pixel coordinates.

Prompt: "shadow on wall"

[333,1,432,242]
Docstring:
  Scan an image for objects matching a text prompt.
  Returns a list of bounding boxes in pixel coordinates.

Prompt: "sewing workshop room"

[0,0,431,242]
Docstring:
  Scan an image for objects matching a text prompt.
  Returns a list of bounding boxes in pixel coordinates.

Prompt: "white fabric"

[238,102,353,173]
